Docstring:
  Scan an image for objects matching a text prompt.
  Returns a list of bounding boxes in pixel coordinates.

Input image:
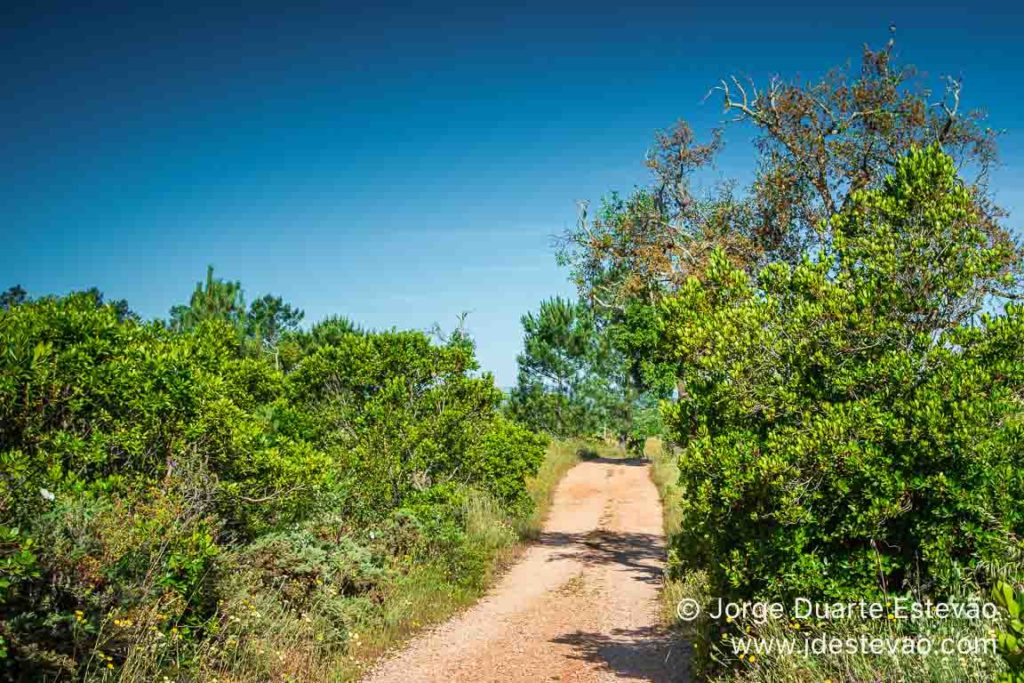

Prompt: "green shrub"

[993,583,1024,682]
[286,329,504,516]
[661,147,1024,606]
[466,418,547,512]
[0,288,550,678]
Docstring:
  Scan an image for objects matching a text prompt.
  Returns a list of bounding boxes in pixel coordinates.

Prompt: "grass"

[108,436,681,682]
[647,437,681,537]
[165,437,592,683]
[345,437,592,680]
[645,437,690,627]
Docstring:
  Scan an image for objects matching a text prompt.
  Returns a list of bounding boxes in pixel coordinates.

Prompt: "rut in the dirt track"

[364,457,689,683]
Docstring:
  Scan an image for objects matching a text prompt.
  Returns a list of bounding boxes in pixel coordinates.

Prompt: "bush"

[0,290,549,678]
[661,147,1024,606]
[466,418,548,512]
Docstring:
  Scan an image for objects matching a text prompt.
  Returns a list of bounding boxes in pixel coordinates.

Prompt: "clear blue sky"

[2,1,1021,386]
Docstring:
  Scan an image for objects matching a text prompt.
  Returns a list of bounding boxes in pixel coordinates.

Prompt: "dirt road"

[364,457,688,682]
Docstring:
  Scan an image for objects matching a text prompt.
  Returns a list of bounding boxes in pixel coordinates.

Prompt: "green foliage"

[659,147,1024,610]
[0,280,547,679]
[168,267,305,370]
[0,527,37,598]
[509,297,604,436]
[466,418,547,511]
[547,41,1019,681]
[246,294,304,348]
[994,583,1024,682]
[287,328,504,514]
[0,286,28,311]
[509,296,660,448]
[169,265,246,333]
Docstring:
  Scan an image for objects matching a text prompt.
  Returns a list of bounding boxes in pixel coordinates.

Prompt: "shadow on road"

[538,530,665,585]
[551,625,691,682]
[543,456,687,681]
[579,455,651,466]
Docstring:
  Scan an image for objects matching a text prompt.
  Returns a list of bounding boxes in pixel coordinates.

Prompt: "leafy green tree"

[246,294,304,347]
[551,39,1023,677]
[0,286,27,311]
[661,146,1024,604]
[509,297,658,449]
[517,297,595,393]
[80,286,137,322]
[509,297,607,437]
[169,268,306,369]
[169,265,246,333]
[560,40,1012,311]
[305,315,363,346]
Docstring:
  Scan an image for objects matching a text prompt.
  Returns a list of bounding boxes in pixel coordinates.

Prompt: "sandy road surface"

[364,457,688,683]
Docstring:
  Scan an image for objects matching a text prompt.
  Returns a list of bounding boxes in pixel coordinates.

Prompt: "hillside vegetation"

[0,282,557,681]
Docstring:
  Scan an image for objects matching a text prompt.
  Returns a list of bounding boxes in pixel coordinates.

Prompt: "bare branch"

[935,76,962,144]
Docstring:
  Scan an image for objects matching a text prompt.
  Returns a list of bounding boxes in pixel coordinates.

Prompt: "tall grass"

[647,437,681,536]
[646,438,690,625]
[154,438,588,683]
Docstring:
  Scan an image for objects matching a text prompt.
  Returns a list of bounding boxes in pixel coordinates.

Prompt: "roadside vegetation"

[554,38,1024,681]
[0,273,575,681]
[4,33,1024,683]
[507,297,663,453]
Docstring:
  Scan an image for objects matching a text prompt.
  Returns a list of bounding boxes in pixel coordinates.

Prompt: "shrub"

[0,288,550,678]
[661,147,1024,605]
[466,418,548,512]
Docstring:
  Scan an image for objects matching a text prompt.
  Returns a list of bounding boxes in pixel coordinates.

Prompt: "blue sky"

[2,0,1022,385]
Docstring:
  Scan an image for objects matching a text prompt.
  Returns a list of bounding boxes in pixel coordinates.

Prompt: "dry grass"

[180,438,592,683]
[646,437,681,536]
[646,438,696,632]
[106,439,614,682]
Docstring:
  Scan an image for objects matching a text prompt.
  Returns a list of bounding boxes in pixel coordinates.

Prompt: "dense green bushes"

[661,146,1024,604]
[0,287,547,679]
[646,148,1024,683]
[552,37,1024,677]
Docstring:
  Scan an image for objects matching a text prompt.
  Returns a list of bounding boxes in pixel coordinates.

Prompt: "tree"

[517,298,596,397]
[662,146,1024,607]
[246,294,304,347]
[169,265,246,333]
[169,268,306,368]
[509,297,602,436]
[1,287,548,676]
[0,285,27,311]
[304,315,362,347]
[81,286,137,322]
[509,297,655,448]
[288,329,507,510]
[559,39,1016,317]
